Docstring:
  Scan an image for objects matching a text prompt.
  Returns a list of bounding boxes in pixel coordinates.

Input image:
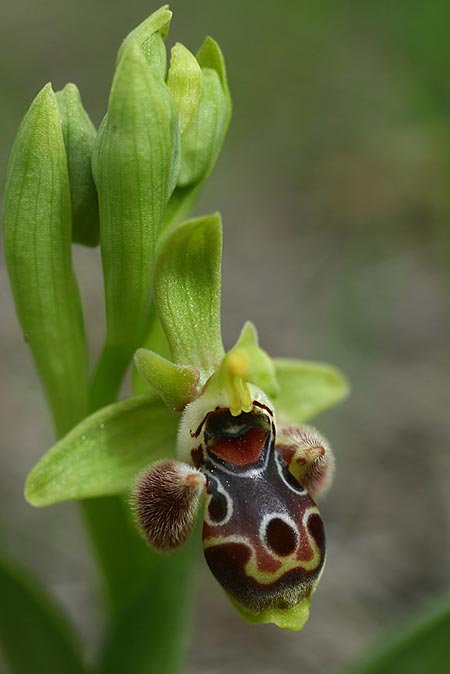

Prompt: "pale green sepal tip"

[228,594,311,631]
[116,5,172,65]
[167,42,203,134]
[230,321,280,398]
[134,348,199,411]
[25,392,178,507]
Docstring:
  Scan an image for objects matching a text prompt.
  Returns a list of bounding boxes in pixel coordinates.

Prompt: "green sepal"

[116,5,172,66]
[228,594,311,632]
[164,37,231,226]
[25,392,178,506]
[167,43,203,134]
[229,321,279,398]
[273,358,350,425]
[92,38,180,406]
[196,35,230,98]
[153,213,224,381]
[0,553,86,674]
[2,83,89,437]
[140,32,168,80]
[134,348,199,410]
[56,83,99,247]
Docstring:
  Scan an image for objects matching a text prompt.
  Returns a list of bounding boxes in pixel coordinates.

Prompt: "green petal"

[2,83,89,436]
[229,321,279,398]
[273,358,350,424]
[91,39,179,406]
[56,83,99,247]
[134,348,199,410]
[167,43,203,134]
[25,393,178,506]
[153,214,224,380]
[0,553,86,674]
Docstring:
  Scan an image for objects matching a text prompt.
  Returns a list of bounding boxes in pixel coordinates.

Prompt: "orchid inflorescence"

[3,4,349,638]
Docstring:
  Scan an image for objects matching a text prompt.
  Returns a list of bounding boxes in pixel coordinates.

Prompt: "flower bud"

[56,83,99,247]
[164,37,232,225]
[2,83,89,435]
[91,38,180,407]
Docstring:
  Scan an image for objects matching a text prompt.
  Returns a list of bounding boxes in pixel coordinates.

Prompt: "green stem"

[79,497,151,613]
[85,348,196,673]
[89,343,132,412]
[80,349,153,613]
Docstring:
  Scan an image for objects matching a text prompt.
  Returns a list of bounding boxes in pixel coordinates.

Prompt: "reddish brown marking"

[253,400,273,417]
[191,413,209,439]
[276,445,295,464]
[191,445,203,468]
[211,427,268,466]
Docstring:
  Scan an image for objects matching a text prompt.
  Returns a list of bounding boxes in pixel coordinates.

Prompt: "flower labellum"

[134,345,334,631]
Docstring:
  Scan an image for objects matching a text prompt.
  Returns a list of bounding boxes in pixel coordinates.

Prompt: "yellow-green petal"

[134,348,199,410]
[273,358,350,425]
[167,43,203,134]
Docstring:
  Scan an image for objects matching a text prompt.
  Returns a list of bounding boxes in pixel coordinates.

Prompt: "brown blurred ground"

[1,1,450,673]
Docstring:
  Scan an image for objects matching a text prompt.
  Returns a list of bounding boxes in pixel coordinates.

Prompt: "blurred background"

[1,1,450,673]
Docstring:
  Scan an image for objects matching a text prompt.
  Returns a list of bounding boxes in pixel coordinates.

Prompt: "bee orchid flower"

[25,213,349,631]
[5,4,348,636]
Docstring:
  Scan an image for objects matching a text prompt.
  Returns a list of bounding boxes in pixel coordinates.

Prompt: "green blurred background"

[1,1,449,673]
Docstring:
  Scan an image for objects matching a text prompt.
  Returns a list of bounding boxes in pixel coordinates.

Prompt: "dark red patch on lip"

[212,427,268,466]
[265,518,298,556]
